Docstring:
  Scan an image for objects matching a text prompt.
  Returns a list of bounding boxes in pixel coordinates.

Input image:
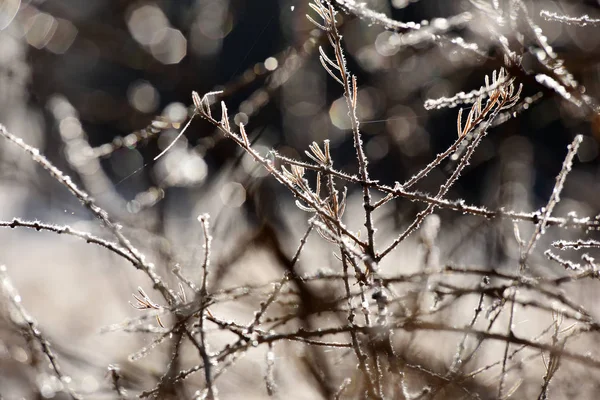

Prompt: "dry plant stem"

[424,75,510,110]
[497,290,517,399]
[340,245,385,397]
[537,315,567,400]
[449,306,577,392]
[508,1,597,114]
[186,328,215,400]
[333,0,420,31]
[331,173,379,399]
[150,220,366,397]
[376,75,522,260]
[247,224,313,332]
[158,224,313,398]
[225,292,564,400]
[128,328,174,362]
[333,0,482,60]
[131,305,229,393]
[201,351,245,398]
[0,218,138,265]
[402,78,510,190]
[520,135,583,267]
[341,252,379,399]
[519,4,590,108]
[540,10,600,27]
[460,322,557,382]
[0,124,217,397]
[407,268,583,318]
[334,378,352,400]
[553,239,600,249]
[333,0,474,53]
[273,153,600,231]
[545,250,585,273]
[448,291,486,375]
[213,264,593,326]
[0,124,178,304]
[395,191,600,229]
[377,105,502,261]
[310,218,377,276]
[141,288,598,397]
[265,343,276,396]
[108,297,215,337]
[198,215,212,299]
[436,281,589,324]
[153,329,185,396]
[427,291,490,398]
[140,328,353,397]
[400,131,471,190]
[197,214,215,400]
[196,110,365,250]
[228,321,600,369]
[0,266,82,400]
[323,0,376,260]
[173,264,200,294]
[138,316,218,395]
[398,363,475,399]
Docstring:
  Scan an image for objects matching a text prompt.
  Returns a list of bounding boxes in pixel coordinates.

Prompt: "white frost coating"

[380,12,474,53]
[425,74,510,110]
[334,0,421,31]
[535,74,581,106]
[541,10,600,27]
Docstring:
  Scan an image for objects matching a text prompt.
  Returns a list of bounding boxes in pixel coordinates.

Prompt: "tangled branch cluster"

[1,0,600,399]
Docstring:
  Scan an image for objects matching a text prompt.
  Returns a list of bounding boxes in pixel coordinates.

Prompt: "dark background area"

[1,0,600,398]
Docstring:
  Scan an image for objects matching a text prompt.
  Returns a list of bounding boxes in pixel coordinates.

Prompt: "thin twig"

[521,135,583,268]
[0,266,82,400]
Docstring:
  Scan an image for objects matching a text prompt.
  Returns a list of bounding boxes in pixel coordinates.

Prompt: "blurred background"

[0,0,599,398]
